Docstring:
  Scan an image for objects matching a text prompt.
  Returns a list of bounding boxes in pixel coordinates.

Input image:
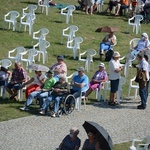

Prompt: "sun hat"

[47,70,54,74]
[57,55,64,60]
[77,67,85,71]
[98,62,105,67]
[142,33,148,39]
[113,51,121,58]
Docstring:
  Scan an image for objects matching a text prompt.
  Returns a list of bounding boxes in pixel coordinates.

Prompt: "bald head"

[15,62,21,70]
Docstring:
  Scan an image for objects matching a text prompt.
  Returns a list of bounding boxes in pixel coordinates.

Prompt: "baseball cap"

[57,55,64,60]
[98,62,105,67]
[47,70,54,74]
[77,67,85,71]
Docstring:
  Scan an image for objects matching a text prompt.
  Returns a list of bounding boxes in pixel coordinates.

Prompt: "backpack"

[105,50,114,62]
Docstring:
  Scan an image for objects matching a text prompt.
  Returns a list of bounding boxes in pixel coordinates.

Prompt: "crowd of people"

[0,32,150,112]
[78,0,150,17]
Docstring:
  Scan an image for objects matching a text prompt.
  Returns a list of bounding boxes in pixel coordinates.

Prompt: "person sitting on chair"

[50,55,67,82]
[99,32,117,61]
[85,62,108,100]
[5,62,27,101]
[39,74,68,117]
[131,33,150,56]
[19,70,56,111]
[58,127,81,150]
[71,67,89,99]
[115,0,130,16]
[82,130,100,150]
[21,70,46,99]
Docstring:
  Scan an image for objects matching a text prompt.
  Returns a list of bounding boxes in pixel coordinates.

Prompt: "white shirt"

[109,58,122,80]
[33,74,46,86]
[104,35,117,45]
[138,58,149,81]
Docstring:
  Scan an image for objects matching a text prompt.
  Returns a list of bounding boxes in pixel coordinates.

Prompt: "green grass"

[0,0,149,120]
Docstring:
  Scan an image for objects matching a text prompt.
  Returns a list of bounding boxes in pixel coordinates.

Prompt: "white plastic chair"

[66,37,83,59]
[130,135,150,150]
[117,76,126,104]
[3,11,20,31]
[20,49,38,72]
[60,5,76,24]
[103,80,111,101]
[20,13,36,35]
[128,76,139,99]
[23,5,37,16]
[95,81,106,101]
[38,0,50,15]
[76,87,88,111]
[129,38,140,51]
[0,59,12,69]
[61,25,78,44]
[33,39,50,64]
[126,15,143,34]
[32,28,49,43]
[66,72,78,82]
[78,49,96,72]
[18,75,31,101]
[8,46,26,62]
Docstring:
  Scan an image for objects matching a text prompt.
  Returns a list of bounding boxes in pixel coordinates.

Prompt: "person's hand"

[92,79,98,83]
[53,88,60,92]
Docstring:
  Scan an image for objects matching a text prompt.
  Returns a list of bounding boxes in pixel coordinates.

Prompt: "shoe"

[39,110,45,115]
[19,107,29,111]
[51,113,56,118]
[137,105,146,110]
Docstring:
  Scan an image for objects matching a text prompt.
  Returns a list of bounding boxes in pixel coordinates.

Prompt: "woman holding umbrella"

[99,32,117,61]
[82,130,100,150]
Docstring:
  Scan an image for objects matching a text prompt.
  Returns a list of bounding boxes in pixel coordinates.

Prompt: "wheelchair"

[48,93,76,117]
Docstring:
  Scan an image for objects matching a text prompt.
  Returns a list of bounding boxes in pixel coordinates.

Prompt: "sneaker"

[51,113,56,118]
[137,105,146,110]
[39,110,45,115]
[19,107,29,111]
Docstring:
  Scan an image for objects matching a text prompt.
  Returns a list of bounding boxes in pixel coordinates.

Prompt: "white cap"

[98,62,105,67]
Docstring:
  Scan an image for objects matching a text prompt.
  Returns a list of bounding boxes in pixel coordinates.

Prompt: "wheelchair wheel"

[63,94,75,115]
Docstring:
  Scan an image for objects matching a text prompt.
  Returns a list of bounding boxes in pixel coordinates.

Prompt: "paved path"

[0,96,150,150]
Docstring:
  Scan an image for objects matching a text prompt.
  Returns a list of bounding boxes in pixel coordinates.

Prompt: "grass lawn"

[0,0,149,148]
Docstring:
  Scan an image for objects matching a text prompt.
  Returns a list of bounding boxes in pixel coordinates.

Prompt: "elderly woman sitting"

[39,74,69,117]
[99,32,117,61]
[82,130,100,150]
[85,62,108,99]
[131,33,150,56]
[58,127,81,150]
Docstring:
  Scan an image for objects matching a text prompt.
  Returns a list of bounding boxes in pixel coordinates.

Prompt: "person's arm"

[58,142,63,150]
[23,78,34,86]
[95,141,100,150]
[110,36,116,45]
[37,76,46,85]
[102,35,108,43]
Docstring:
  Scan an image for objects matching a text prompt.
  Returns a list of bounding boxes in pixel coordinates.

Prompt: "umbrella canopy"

[82,121,113,150]
[95,26,118,33]
[28,64,49,72]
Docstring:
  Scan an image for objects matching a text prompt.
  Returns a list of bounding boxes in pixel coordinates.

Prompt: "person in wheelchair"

[39,74,69,117]
[131,33,150,56]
